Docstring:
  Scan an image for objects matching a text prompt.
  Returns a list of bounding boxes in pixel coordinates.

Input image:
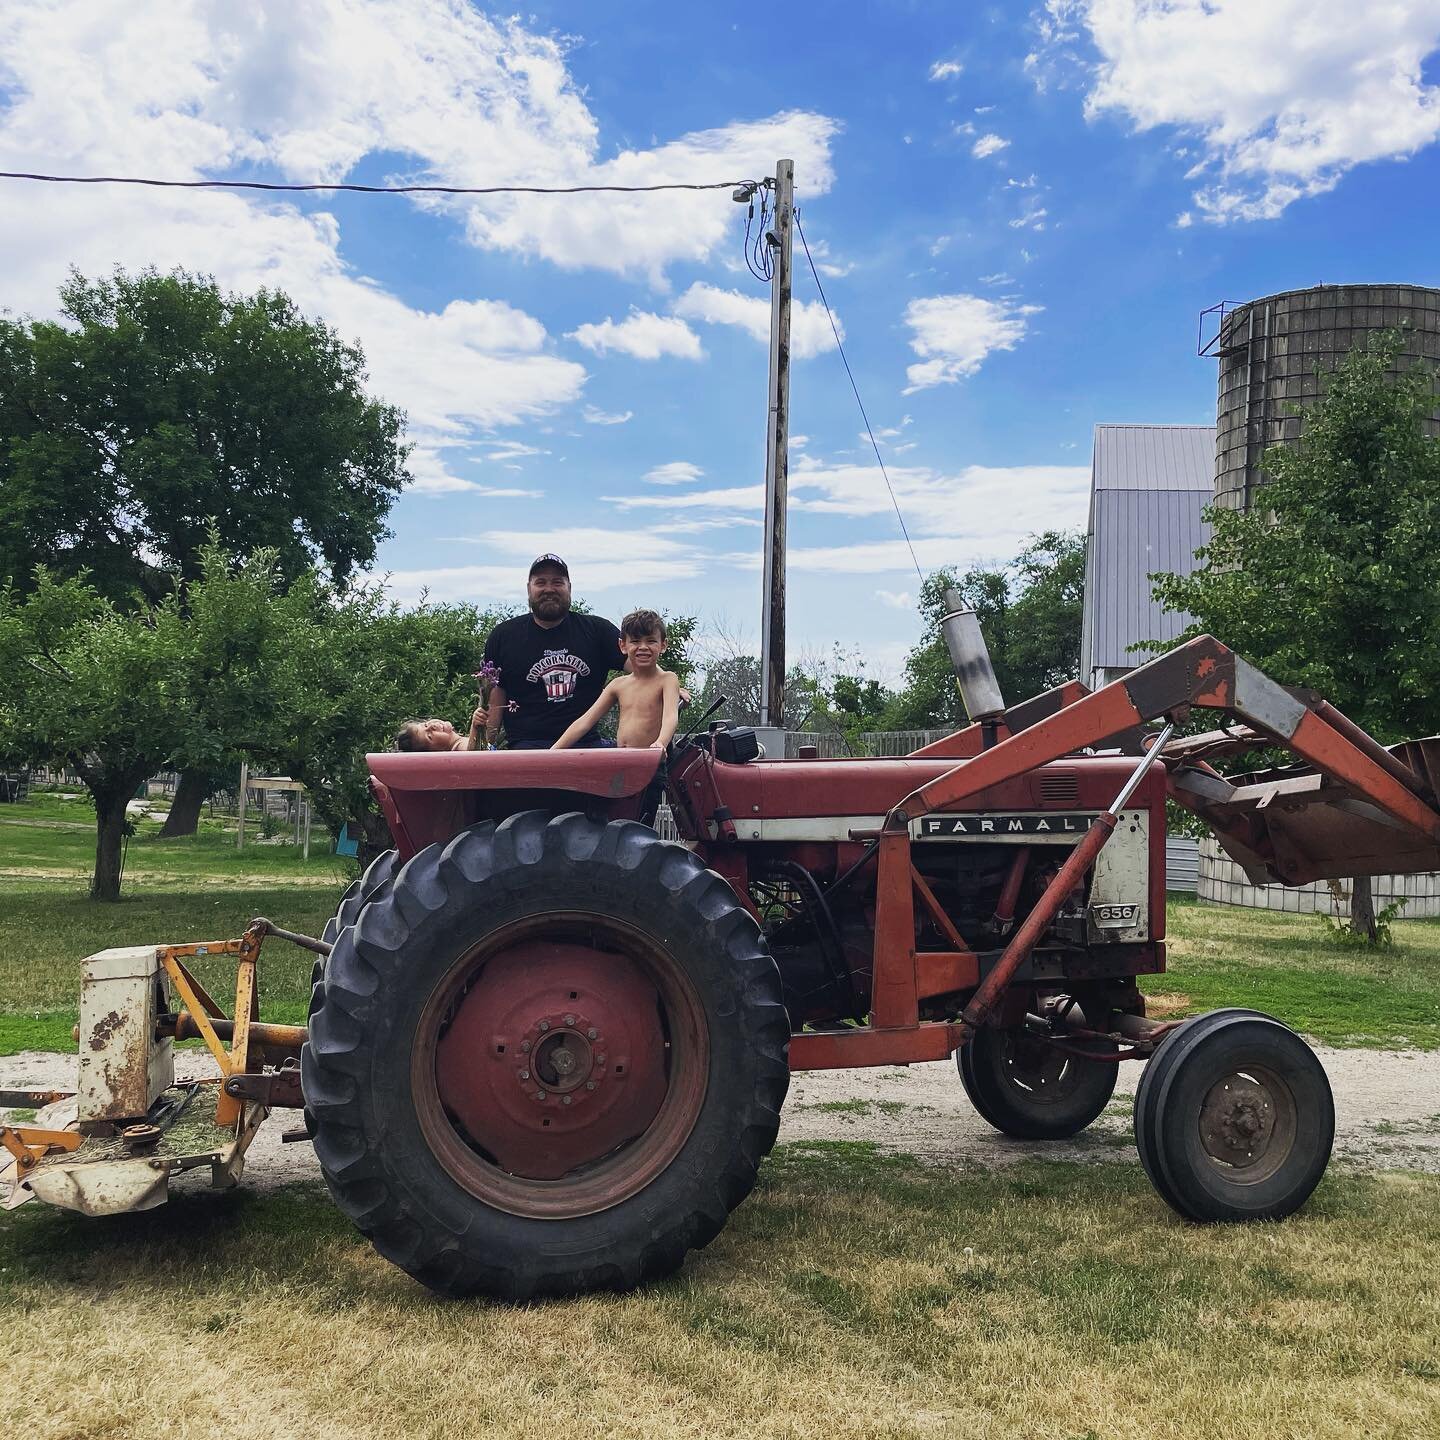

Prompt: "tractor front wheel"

[958,1025,1117,1139]
[302,811,790,1300]
[1134,1009,1333,1222]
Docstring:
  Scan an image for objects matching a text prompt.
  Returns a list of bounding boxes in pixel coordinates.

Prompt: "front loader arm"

[885,636,1440,884]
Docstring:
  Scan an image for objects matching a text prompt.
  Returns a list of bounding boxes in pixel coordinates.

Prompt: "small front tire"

[1134,1009,1333,1223]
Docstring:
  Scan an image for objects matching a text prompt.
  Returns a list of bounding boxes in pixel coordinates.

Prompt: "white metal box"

[76,945,174,1129]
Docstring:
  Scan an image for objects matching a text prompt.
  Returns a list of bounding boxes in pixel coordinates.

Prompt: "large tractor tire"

[303,849,400,1140]
[302,811,790,1300]
[958,1025,1117,1139]
[320,848,399,951]
[1134,1008,1333,1222]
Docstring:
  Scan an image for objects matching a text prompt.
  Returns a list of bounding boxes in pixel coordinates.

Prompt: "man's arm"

[553,682,619,749]
[654,672,682,749]
[484,684,506,748]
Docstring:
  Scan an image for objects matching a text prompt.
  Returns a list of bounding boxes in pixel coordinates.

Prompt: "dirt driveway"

[5,1043,1439,1191]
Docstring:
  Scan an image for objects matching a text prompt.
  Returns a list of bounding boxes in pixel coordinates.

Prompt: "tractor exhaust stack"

[940,589,1005,721]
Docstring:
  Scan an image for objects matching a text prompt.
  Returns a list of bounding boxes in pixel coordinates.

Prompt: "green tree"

[0,267,412,835]
[0,546,293,900]
[1151,333,1440,938]
[886,530,1086,730]
[274,583,510,867]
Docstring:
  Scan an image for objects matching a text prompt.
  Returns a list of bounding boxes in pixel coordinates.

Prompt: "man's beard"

[530,594,568,619]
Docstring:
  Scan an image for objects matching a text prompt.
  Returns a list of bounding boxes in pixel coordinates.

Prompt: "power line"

[0,170,755,197]
[794,212,925,585]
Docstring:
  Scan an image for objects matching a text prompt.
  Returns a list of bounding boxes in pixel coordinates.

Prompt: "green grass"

[1,1146,1437,1438]
[0,790,343,886]
[1149,897,1440,1049]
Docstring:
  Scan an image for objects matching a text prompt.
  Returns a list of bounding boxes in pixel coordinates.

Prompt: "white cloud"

[972,133,1010,158]
[902,294,1041,391]
[1049,0,1440,222]
[643,462,705,486]
[567,310,704,361]
[790,434,810,450]
[1008,199,1049,230]
[930,61,964,80]
[583,405,633,425]
[979,272,1015,285]
[673,282,841,359]
[605,484,766,514]
[877,590,913,609]
[406,448,541,497]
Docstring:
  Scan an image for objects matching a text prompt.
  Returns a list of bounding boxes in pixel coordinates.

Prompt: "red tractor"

[298,617,1440,1299]
[10,616,1440,1299]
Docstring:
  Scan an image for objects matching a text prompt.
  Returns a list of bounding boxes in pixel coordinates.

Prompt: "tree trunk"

[1349,873,1378,943]
[91,790,131,902]
[158,767,212,838]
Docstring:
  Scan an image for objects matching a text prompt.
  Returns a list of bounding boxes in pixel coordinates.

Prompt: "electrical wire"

[794,212,925,585]
[0,170,755,197]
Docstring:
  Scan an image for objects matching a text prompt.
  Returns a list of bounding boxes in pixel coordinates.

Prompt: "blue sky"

[4,1,1440,681]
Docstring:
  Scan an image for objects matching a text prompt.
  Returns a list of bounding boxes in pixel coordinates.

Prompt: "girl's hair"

[394,720,426,752]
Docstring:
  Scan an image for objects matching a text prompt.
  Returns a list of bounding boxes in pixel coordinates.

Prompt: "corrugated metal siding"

[1165,836,1199,894]
[1092,424,1215,492]
[1087,489,1211,671]
[1081,424,1216,682]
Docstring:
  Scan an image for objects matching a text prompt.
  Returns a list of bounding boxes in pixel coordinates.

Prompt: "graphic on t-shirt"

[526,649,592,702]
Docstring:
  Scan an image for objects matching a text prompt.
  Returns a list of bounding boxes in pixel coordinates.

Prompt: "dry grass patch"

[3,1143,1438,1440]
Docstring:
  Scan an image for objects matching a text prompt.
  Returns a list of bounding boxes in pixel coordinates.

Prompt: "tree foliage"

[0,545,294,899]
[0,267,410,602]
[1151,333,1440,938]
[885,530,1087,729]
[1151,335,1440,745]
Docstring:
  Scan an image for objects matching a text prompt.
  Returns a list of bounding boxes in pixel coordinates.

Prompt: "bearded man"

[479,555,626,750]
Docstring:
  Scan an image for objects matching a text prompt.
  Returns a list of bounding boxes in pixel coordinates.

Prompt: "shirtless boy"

[552,610,680,751]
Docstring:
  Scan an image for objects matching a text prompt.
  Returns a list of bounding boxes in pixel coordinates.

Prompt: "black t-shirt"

[482,612,623,746]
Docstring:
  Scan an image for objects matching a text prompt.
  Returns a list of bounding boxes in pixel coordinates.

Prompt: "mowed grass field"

[4,793,1440,1437]
[1,790,349,1052]
[3,1147,1438,1439]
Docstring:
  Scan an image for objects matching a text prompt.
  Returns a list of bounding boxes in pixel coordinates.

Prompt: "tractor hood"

[367,749,663,859]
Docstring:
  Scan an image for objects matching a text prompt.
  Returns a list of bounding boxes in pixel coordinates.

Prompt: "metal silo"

[1201,284,1440,512]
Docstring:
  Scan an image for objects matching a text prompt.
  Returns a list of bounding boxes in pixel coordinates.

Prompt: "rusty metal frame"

[157,920,308,1128]
[0,1124,82,1178]
[792,637,1440,1073]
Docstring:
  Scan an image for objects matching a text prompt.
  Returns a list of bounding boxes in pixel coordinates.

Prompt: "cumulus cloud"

[583,405,633,425]
[929,60,964,81]
[643,462,705,486]
[673,283,841,359]
[972,133,1010,158]
[1040,0,1440,222]
[567,311,704,361]
[902,294,1041,391]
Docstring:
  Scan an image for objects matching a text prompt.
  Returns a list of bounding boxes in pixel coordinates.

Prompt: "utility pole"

[758,158,793,734]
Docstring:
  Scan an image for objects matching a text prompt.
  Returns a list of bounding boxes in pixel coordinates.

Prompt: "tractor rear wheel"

[958,1025,1117,1139]
[1134,1009,1333,1222]
[302,811,790,1300]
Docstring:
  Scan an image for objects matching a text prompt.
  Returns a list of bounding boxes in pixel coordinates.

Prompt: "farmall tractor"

[6,609,1440,1300]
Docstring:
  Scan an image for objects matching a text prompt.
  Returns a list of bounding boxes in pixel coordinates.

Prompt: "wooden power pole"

[759,158,794,732]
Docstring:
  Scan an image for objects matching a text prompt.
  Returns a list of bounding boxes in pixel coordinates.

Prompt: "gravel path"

[5,1043,1439,1192]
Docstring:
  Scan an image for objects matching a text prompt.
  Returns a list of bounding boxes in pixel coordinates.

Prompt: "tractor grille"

[1038,770,1079,807]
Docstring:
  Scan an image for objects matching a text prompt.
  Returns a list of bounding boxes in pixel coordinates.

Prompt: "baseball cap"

[528,553,569,578]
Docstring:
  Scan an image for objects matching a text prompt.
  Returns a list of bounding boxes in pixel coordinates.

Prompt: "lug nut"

[520,1070,530,1080]
[520,1040,531,1053]
[585,1081,596,1091]
[535,1090,547,1101]
[564,1014,575,1026]
[562,1095,572,1106]
[587,1028,597,1040]
[538,1020,549,1032]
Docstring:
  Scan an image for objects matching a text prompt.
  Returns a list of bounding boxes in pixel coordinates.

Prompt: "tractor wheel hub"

[434,939,666,1181]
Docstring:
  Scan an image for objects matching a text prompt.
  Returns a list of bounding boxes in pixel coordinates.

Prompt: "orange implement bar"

[790,1023,966,1071]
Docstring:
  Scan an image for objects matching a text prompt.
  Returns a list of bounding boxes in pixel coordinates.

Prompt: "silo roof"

[1080,424,1215,677]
